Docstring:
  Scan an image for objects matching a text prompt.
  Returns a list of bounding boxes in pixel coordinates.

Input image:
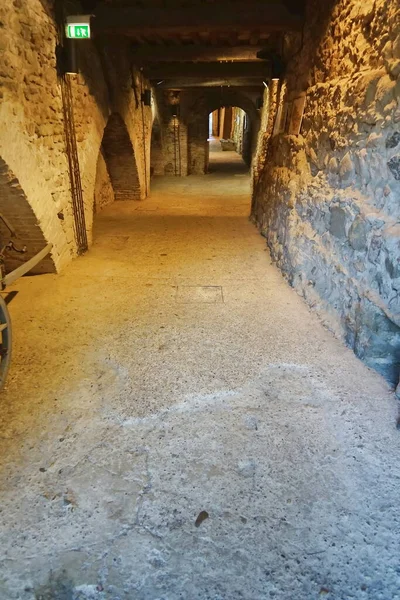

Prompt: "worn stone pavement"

[0,147,400,600]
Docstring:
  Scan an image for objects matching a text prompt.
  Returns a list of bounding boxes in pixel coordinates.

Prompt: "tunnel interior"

[207,106,252,174]
[0,0,400,597]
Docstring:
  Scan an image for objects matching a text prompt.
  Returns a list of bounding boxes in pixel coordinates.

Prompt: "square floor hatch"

[176,286,224,304]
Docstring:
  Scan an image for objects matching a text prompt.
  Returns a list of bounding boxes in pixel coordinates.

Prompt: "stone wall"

[152,89,189,176]
[0,0,152,271]
[0,159,56,273]
[101,112,141,200]
[0,0,74,272]
[64,39,152,243]
[96,42,152,198]
[252,0,400,388]
[211,109,219,137]
[94,150,114,213]
[232,107,244,153]
[232,107,253,166]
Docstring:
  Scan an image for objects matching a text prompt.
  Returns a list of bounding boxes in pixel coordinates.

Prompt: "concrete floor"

[1,147,400,600]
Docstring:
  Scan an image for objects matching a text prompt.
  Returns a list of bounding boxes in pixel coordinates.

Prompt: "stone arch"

[202,89,260,129]
[93,147,115,215]
[0,158,55,274]
[101,113,141,200]
[187,89,260,175]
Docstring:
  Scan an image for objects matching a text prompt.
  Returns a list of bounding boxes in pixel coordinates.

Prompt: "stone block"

[394,33,400,59]
[387,59,400,79]
[354,298,400,386]
[375,75,396,109]
[329,206,347,239]
[368,235,383,264]
[339,152,355,187]
[354,149,371,186]
[387,155,400,180]
[385,255,400,279]
[366,132,383,148]
[348,216,368,251]
[392,105,400,123]
[328,156,338,174]
[312,207,330,235]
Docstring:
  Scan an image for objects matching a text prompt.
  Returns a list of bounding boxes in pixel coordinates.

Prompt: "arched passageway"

[0,158,55,274]
[208,106,252,175]
[2,0,400,596]
[187,89,260,176]
[101,113,141,201]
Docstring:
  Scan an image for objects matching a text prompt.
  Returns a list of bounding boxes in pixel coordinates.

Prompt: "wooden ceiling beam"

[151,78,268,88]
[131,45,269,63]
[93,3,303,35]
[144,62,270,79]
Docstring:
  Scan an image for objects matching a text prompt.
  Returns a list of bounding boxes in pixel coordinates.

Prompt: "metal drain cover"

[176,286,223,304]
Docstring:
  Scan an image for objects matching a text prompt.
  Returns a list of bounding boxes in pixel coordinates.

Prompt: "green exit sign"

[66,24,90,39]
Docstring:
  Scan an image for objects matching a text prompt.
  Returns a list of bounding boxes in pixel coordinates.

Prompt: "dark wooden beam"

[93,3,304,35]
[132,45,268,63]
[151,78,268,89]
[144,62,269,79]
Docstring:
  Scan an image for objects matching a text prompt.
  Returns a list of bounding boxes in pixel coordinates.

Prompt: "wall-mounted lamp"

[141,89,152,106]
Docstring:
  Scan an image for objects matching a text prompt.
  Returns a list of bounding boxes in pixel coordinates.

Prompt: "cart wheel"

[0,295,12,390]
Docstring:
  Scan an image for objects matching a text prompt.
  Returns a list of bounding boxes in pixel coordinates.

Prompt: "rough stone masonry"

[252,0,400,391]
[0,0,152,272]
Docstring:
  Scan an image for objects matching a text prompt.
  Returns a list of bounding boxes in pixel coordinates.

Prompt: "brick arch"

[0,158,55,274]
[101,113,141,201]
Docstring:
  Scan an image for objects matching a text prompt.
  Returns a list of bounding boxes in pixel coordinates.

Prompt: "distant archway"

[208,106,252,169]
[0,158,55,274]
[101,113,141,201]
[187,89,260,175]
